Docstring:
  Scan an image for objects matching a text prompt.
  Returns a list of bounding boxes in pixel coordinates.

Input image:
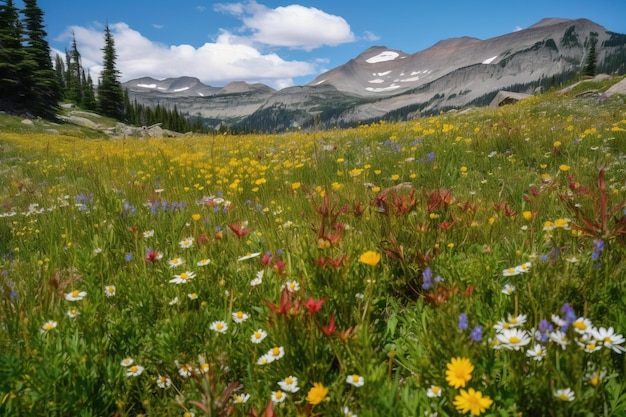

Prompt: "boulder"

[603,77,626,98]
[489,91,531,107]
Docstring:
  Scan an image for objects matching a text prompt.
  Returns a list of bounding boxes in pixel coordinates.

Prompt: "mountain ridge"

[122,17,626,131]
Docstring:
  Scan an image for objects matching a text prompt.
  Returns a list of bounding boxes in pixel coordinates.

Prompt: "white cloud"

[215,1,355,50]
[58,22,316,89]
[514,26,523,32]
[362,31,380,42]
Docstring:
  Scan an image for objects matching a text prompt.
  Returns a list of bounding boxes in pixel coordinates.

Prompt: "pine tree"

[97,24,124,119]
[81,69,97,110]
[66,35,83,105]
[21,0,60,117]
[54,53,65,99]
[0,0,26,112]
[583,34,598,77]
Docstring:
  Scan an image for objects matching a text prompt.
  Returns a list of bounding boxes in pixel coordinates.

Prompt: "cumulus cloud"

[215,1,355,50]
[58,22,316,89]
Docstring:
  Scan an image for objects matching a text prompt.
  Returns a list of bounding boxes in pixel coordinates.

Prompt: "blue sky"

[26,0,626,89]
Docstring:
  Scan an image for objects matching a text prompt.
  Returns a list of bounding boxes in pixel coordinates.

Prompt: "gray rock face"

[123,18,626,130]
[603,77,626,97]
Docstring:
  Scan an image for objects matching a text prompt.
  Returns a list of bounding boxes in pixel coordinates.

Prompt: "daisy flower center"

[509,336,521,344]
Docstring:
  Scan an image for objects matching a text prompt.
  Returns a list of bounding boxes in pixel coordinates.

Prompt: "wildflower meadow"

[1,78,626,416]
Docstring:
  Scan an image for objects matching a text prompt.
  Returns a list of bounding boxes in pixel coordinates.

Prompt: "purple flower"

[426,152,436,162]
[422,267,433,290]
[125,253,133,262]
[560,303,576,331]
[593,239,604,252]
[538,319,552,343]
[458,313,468,331]
[470,325,483,342]
[592,239,604,261]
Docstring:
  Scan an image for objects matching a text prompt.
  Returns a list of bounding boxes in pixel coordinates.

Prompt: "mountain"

[123,18,626,131]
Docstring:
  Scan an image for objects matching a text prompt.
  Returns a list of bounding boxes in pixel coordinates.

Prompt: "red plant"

[145,250,161,263]
[425,189,455,212]
[315,254,346,268]
[228,223,251,238]
[561,169,626,239]
[318,312,336,337]
[266,287,293,316]
[304,297,326,315]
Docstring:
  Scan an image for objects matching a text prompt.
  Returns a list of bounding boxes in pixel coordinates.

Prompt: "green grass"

[1,77,626,417]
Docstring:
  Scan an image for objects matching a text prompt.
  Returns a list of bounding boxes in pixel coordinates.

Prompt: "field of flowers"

[1,79,626,416]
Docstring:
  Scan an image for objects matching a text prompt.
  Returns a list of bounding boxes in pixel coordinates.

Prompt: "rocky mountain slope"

[123,18,626,131]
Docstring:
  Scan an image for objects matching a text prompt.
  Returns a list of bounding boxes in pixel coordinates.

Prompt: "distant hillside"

[123,18,626,132]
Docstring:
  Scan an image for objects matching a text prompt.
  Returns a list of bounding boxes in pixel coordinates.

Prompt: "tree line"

[0,0,205,132]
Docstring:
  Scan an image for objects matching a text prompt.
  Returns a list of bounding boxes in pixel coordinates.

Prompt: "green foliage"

[1,79,626,416]
[97,25,125,120]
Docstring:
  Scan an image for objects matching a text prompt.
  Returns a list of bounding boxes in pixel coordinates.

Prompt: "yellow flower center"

[509,336,521,344]
[574,321,586,330]
[352,375,360,383]
[559,393,568,401]
[275,391,283,399]
[604,336,612,343]
[285,377,293,384]
[254,332,262,339]
[272,347,280,356]
[71,290,80,297]
[586,343,596,350]
[216,323,223,330]
[236,311,243,319]
[130,366,138,373]
[433,386,440,394]
[180,273,188,280]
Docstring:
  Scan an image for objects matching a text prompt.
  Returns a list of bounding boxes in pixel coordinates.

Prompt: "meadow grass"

[1,80,626,416]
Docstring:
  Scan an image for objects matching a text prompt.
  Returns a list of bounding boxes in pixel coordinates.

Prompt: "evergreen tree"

[97,24,124,119]
[66,35,83,104]
[583,34,598,77]
[54,53,65,99]
[0,0,26,112]
[81,69,97,110]
[21,0,60,117]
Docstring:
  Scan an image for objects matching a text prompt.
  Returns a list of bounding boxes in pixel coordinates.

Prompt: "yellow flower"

[453,388,493,415]
[445,357,474,389]
[191,213,201,221]
[291,182,301,190]
[359,250,381,266]
[522,211,533,220]
[306,382,328,405]
[559,164,570,172]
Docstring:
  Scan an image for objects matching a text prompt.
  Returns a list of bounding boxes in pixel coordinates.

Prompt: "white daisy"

[251,329,267,344]
[170,271,196,284]
[278,376,299,393]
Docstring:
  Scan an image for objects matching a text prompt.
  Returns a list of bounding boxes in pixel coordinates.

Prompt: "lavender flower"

[470,325,483,342]
[458,313,468,331]
[422,267,433,290]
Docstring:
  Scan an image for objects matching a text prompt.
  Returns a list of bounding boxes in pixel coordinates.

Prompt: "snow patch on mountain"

[366,51,400,63]
[482,55,498,64]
